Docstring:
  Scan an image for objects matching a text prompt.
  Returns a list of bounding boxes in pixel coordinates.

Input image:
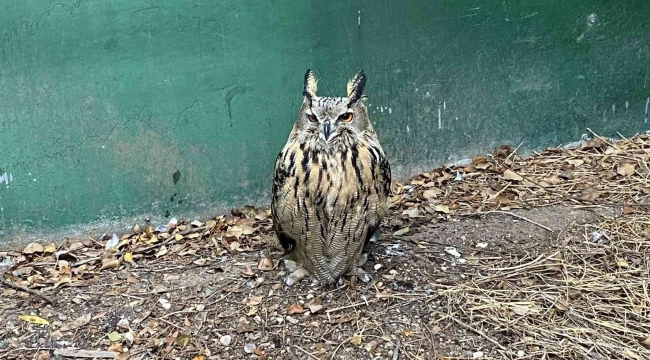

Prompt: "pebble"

[472,351,484,358]
[243,343,256,353]
[220,335,232,346]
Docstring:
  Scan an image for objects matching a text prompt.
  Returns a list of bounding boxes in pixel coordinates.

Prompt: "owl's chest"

[303,147,376,213]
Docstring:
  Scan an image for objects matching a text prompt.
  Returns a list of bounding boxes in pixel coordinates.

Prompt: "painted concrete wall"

[1,0,649,242]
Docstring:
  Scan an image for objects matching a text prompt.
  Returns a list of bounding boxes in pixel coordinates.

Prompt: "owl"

[271,69,391,286]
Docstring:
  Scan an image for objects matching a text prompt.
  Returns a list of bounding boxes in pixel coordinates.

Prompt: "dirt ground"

[1,133,649,360]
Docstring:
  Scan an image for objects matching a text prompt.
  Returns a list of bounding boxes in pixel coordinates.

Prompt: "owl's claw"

[282,258,308,286]
[355,267,373,283]
[284,267,308,286]
[282,258,300,273]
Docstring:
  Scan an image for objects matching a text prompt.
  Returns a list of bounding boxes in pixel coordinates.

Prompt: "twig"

[480,210,553,232]
[1,276,54,304]
[53,349,118,358]
[326,299,378,314]
[293,345,319,360]
[392,340,401,360]
[447,314,507,351]
[587,128,618,149]
[330,338,350,360]
[504,141,525,164]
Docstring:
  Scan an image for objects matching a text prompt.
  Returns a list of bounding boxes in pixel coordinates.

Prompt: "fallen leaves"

[392,227,409,236]
[578,189,601,203]
[616,161,637,176]
[257,257,274,271]
[286,303,304,315]
[245,295,263,307]
[503,169,523,181]
[19,315,49,325]
[350,334,362,346]
[107,331,123,342]
[23,243,44,255]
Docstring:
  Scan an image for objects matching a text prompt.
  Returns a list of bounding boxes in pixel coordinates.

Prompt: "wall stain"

[224,86,247,127]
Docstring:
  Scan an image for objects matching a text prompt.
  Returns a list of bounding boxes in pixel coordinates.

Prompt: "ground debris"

[1,132,649,359]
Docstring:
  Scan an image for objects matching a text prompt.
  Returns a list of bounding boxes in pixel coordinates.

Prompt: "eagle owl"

[271,69,391,286]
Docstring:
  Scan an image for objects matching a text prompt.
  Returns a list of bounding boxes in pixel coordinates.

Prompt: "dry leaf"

[23,243,44,254]
[257,257,274,271]
[402,206,420,218]
[245,296,263,307]
[115,353,131,360]
[156,246,168,258]
[286,304,304,314]
[241,265,255,277]
[205,219,217,230]
[69,313,91,330]
[617,162,636,176]
[621,206,636,215]
[43,243,57,254]
[191,356,206,360]
[107,331,122,342]
[100,258,120,271]
[19,315,49,325]
[175,333,189,347]
[433,204,450,214]
[308,303,323,314]
[578,189,601,202]
[392,227,409,236]
[350,334,362,346]
[503,169,523,181]
[422,189,440,199]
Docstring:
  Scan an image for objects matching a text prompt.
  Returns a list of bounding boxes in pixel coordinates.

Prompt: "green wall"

[1,0,648,242]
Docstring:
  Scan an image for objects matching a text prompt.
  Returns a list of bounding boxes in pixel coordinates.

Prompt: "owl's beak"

[320,120,333,142]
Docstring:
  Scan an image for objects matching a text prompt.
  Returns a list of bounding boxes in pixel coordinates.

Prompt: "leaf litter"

[0,132,649,359]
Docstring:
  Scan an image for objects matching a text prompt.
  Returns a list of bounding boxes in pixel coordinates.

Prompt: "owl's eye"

[338,112,354,122]
[307,113,318,122]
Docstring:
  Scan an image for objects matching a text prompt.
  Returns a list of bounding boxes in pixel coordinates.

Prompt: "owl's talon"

[283,259,300,273]
[284,267,308,286]
[356,268,373,283]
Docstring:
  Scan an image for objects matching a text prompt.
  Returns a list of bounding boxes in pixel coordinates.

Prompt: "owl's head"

[294,69,372,144]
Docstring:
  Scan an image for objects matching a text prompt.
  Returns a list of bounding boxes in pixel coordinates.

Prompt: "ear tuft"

[303,69,318,101]
[347,70,366,106]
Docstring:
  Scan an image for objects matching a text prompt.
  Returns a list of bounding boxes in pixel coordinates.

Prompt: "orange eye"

[338,112,354,122]
[307,113,318,122]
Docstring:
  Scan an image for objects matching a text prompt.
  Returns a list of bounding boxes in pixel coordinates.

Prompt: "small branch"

[1,276,54,304]
[478,210,553,232]
[448,314,507,351]
[392,340,401,360]
[293,345,319,360]
[53,349,118,358]
[326,299,378,314]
